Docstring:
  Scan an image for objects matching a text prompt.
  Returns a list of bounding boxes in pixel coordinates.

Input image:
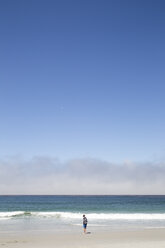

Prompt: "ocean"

[0,195,165,233]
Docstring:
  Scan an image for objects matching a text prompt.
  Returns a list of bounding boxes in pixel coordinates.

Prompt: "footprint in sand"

[6,240,18,244]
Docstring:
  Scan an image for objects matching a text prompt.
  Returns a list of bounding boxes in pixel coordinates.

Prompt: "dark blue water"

[0,195,165,213]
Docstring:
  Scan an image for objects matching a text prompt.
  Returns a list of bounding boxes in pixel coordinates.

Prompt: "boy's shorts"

[83,224,87,228]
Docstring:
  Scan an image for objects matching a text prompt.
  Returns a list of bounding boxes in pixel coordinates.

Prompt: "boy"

[83,214,88,234]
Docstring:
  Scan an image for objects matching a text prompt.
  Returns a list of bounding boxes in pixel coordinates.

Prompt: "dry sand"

[0,228,165,248]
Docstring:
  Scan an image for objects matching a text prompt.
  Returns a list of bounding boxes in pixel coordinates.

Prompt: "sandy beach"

[0,228,165,248]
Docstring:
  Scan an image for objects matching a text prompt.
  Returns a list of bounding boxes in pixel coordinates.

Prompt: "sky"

[0,0,165,194]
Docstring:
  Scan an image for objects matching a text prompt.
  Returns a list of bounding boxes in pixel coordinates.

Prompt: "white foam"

[32,212,82,219]
[1,211,165,220]
[27,212,165,220]
[86,213,165,220]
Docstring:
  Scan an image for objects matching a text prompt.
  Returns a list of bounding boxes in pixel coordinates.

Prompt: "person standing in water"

[83,214,88,234]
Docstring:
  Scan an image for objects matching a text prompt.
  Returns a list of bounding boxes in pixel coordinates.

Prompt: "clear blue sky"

[0,0,165,163]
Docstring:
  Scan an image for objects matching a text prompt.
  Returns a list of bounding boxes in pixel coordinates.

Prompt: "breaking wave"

[1,211,165,220]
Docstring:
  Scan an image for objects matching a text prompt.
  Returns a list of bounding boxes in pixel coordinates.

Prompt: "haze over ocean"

[0,0,165,195]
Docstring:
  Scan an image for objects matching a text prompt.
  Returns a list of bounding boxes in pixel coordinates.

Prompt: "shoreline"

[0,228,165,248]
